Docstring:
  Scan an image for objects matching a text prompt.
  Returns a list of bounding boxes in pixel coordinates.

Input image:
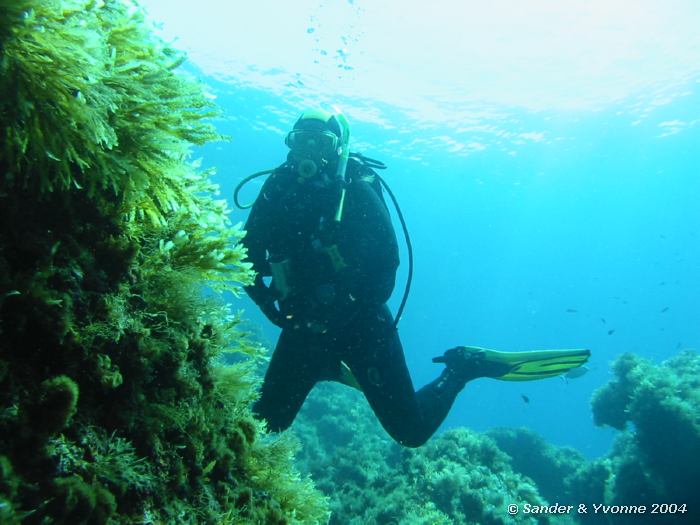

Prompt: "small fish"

[658,281,666,286]
[676,341,682,350]
[565,366,589,380]
[607,329,616,335]
[600,317,606,324]
[521,394,530,404]
[660,306,669,313]
[566,308,578,313]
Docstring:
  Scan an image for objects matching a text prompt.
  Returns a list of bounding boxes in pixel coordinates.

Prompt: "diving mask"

[285,129,340,180]
[285,129,340,158]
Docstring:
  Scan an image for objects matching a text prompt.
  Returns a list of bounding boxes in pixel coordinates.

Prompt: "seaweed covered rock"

[487,428,588,505]
[406,429,554,525]
[591,351,700,520]
[23,375,80,435]
[294,382,562,525]
[0,1,328,523]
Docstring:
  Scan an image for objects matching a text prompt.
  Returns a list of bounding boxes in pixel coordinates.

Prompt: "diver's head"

[285,109,344,183]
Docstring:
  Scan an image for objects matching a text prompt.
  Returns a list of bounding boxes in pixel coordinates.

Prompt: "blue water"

[145,2,700,459]
[196,77,700,458]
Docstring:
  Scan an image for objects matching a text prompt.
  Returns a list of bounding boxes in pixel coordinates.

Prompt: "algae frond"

[0,1,329,523]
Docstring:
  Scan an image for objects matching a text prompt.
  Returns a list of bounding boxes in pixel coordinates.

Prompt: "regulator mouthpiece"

[297,159,319,179]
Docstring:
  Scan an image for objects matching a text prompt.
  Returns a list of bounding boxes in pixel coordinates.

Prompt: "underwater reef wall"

[0,1,328,523]
[487,428,589,505]
[293,382,563,525]
[293,349,700,525]
[487,427,612,523]
[589,351,700,523]
[488,350,700,524]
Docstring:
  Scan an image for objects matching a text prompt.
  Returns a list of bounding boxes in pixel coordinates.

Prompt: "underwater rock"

[293,382,558,524]
[26,375,80,435]
[0,1,328,523]
[591,351,700,518]
[46,475,117,525]
[488,427,587,504]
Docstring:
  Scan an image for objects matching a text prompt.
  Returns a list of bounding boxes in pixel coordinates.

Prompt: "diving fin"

[433,346,591,382]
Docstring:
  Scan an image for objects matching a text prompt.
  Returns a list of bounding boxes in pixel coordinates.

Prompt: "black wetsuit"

[242,159,464,447]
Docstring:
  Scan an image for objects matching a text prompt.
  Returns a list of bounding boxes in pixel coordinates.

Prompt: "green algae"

[591,351,700,512]
[293,382,558,525]
[0,0,328,523]
[487,427,588,505]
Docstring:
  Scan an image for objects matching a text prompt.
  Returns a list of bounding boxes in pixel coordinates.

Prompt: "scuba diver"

[237,108,590,447]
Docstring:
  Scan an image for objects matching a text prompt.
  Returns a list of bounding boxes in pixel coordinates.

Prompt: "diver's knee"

[399,435,428,448]
[391,429,429,448]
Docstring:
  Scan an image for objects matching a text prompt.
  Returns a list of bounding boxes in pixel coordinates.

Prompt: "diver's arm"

[240,179,286,327]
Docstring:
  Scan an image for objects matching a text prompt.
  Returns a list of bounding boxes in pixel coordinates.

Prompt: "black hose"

[376,174,413,327]
[233,169,275,209]
[234,164,413,328]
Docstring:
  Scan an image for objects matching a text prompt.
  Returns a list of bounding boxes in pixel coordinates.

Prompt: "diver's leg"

[342,306,464,448]
[253,329,328,432]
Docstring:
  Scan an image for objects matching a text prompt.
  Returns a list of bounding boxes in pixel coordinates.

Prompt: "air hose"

[233,159,413,328]
[232,169,275,209]
[374,173,413,327]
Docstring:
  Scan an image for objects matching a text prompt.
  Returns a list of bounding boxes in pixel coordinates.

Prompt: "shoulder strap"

[347,155,386,206]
